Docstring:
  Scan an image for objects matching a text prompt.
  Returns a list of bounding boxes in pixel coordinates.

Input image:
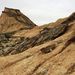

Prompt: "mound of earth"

[0,8,75,75]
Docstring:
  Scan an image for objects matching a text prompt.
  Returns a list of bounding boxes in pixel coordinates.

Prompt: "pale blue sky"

[0,0,75,25]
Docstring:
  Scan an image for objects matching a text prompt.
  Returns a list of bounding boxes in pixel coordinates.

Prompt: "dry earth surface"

[0,7,75,75]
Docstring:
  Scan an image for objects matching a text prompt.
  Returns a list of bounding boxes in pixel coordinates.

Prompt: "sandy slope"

[0,8,75,75]
[0,7,36,33]
[0,24,75,75]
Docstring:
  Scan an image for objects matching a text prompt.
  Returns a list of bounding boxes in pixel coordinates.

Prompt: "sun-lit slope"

[13,18,66,38]
[0,11,75,75]
[0,24,75,75]
[40,17,67,28]
[0,7,36,33]
[0,12,75,56]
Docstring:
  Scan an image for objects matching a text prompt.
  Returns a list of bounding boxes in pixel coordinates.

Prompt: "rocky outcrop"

[0,25,75,75]
[0,8,75,75]
[0,7,36,33]
[0,23,68,56]
[0,12,75,56]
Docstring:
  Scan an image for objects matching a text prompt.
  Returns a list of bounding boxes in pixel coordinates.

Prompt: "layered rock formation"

[0,7,36,33]
[0,8,75,75]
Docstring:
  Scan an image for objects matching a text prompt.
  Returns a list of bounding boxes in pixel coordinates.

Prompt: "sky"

[0,0,75,25]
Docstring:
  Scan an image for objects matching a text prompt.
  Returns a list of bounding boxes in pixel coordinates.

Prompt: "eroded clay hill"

[0,8,75,75]
[0,7,36,33]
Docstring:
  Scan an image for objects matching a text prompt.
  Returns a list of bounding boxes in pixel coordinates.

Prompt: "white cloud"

[0,0,75,25]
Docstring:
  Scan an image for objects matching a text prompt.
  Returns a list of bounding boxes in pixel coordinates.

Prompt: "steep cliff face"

[0,8,75,75]
[0,7,36,33]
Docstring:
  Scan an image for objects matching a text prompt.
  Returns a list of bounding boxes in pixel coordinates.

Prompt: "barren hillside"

[0,8,75,75]
[0,7,36,33]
